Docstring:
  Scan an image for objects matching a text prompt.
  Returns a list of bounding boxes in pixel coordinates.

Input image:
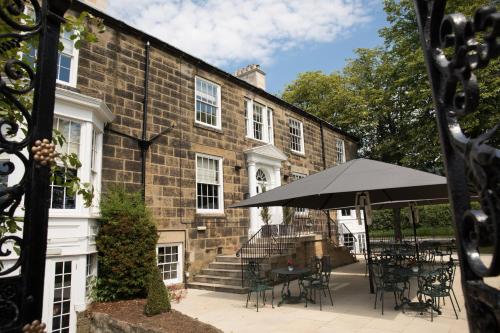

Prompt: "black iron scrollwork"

[0,1,41,329]
[413,1,499,331]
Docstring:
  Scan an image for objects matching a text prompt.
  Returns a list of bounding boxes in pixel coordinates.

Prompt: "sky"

[106,0,388,95]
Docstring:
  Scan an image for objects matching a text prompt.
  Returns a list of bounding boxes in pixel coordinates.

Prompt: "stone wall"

[72,3,358,276]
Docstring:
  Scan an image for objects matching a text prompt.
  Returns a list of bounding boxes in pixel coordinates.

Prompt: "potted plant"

[260,187,272,237]
[287,258,294,271]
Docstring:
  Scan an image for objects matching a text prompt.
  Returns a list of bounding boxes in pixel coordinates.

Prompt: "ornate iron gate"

[413,1,499,331]
[0,1,69,332]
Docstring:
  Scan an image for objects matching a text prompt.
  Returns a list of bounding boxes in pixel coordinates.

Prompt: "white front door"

[255,168,270,227]
[43,258,77,333]
[244,144,287,235]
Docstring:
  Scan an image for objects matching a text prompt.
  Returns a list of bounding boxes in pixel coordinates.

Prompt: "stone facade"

[71,2,358,278]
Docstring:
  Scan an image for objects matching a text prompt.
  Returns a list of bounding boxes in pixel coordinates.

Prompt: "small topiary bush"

[144,266,171,316]
[95,186,158,301]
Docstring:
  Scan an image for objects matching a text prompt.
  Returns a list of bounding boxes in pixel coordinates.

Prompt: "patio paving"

[174,257,500,333]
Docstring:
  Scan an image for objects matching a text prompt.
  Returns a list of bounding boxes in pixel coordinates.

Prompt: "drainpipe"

[320,122,326,170]
[105,40,174,202]
[139,41,151,199]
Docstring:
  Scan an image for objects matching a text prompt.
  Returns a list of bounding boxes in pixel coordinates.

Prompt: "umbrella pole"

[323,210,332,240]
[411,206,419,261]
[362,207,374,294]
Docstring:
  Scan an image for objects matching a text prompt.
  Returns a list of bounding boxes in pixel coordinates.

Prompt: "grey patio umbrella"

[230,158,448,210]
[230,158,450,294]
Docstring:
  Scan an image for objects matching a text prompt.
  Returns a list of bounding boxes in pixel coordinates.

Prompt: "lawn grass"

[370,225,455,238]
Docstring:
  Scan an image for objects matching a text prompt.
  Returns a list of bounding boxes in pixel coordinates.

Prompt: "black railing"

[236,209,334,287]
[236,224,298,287]
[338,223,357,252]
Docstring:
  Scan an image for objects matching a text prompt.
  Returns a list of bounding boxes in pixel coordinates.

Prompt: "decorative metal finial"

[22,320,46,333]
[31,139,58,166]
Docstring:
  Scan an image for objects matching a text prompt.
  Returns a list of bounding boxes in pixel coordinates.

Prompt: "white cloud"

[107,0,372,67]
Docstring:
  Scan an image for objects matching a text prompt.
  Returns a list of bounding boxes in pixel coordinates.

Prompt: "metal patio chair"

[245,261,274,312]
[372,260,407,315]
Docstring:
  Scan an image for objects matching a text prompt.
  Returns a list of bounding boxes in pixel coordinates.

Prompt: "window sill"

[194,121,223,134]
[195,212,226,218]
[290,150,305,157]
[245,136,273,145]
[49,209,98,219]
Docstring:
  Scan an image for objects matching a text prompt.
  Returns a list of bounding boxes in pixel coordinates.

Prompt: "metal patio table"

[272,267,311,306]
[395,267,442,315]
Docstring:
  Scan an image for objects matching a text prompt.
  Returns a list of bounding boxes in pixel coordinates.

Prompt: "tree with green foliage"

[144,266,171,316]
[95,186,158,301]
[282,0,499,172]
[282,0,499,234]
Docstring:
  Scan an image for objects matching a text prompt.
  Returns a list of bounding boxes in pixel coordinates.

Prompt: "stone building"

[4,1,359,332]
[72,0,359,282]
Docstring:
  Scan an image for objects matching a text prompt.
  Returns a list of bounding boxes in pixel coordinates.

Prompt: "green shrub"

[95,186,158,301]
[144,266,171,316]
[372,204,453,231]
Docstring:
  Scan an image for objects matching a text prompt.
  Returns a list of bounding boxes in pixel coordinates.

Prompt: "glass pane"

[55,262,63,275]
[62,300,70,314]
[63,287,71,300]
[70,122,80,143]
[63,273,71,287]
[65,192,76,209]
[61,314,70,327]
[52,316,61,330]
[64,261,71,273]
[68,143,80,155]
[58,67,70,83]
[51,187,64,209]
[55,275,62,288]
[60,120,70,143]
[59,53,71,69]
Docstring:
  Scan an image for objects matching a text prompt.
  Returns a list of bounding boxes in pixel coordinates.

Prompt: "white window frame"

[85,253,97,300]
[340,208,352,217]
[46,88,114,219]
[194,76,222,130]
[23,5,79,88]
[244,98,274,144]
[56,30,79,87]
[289,118,305,154]
[157,243,183,285]
[291,173,308,217]
[336,139,346,164]
[49,116,82,211]
[49,260,73,333]
[195,153,224,214]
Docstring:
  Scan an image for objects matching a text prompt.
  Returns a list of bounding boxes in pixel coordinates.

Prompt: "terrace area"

[173,257,499,333]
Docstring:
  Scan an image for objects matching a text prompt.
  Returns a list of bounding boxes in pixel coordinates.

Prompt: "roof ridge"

[71,0,359,142]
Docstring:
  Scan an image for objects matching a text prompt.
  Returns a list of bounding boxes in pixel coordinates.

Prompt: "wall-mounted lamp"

[244,192,250,199]
[234,165,242,172]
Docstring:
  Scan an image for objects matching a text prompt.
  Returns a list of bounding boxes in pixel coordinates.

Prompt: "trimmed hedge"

[372,204,453,231]
[144,266,171,316]
[95,186,158,301]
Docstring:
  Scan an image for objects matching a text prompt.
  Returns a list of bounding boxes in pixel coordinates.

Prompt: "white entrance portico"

[244,144,287,235]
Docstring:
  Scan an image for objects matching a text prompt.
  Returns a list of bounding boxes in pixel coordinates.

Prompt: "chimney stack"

[234,64,266,90]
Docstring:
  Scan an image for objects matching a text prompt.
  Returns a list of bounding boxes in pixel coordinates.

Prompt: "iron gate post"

[0,1,70,331]
[413,1,500,331]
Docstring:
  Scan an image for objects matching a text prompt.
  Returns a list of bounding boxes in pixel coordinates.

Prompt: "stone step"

[187,282,248,294]
[209,262,244,270]
[209,261,271,271]
[193,274,242,286]
[202,268,242,278]
[215,255,240,263]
